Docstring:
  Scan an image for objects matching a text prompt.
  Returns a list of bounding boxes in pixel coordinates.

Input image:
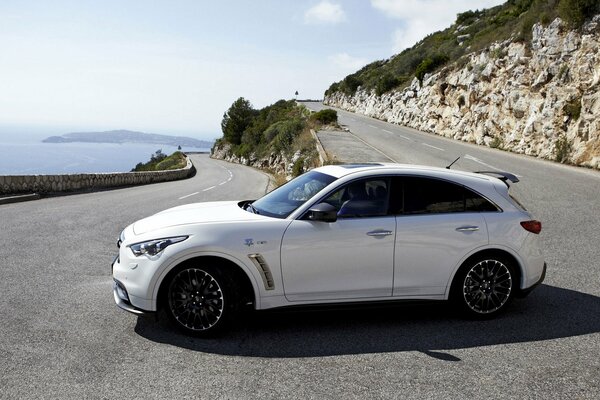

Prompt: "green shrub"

[558,0,599,28]
[558,64,570,80]
[415,54,449,82]
[456,10,482,26]
[292,157,305,177]
[234,143,252,159]
[563,97,582,120]
[553,135,572,163]
[342,74,363,95]
[375,74,402,96]
[263,119,305,153]
[311,109,338,124]
[132,151,186,171]
[490,136,503,149]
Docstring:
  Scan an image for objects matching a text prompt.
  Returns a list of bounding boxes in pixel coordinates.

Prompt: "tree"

[150,149,166,163]
[221,97,257,145]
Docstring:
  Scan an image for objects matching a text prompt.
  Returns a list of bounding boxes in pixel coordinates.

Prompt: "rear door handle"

[456,226,479,232]
[367,230,393,237]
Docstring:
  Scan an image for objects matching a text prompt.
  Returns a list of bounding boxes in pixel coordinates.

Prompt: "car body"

[112,163,546,336]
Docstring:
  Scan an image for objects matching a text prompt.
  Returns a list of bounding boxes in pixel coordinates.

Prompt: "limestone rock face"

[211,143,302,179]
[324,16,600,169]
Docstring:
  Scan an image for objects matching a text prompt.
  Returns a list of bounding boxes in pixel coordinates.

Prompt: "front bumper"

[113,279,148,315]
[112,254,151,316]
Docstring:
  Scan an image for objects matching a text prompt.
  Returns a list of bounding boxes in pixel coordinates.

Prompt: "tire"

[451,256,516,318]
[165,264,238,337]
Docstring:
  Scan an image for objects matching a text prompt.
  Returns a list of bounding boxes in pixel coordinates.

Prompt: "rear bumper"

[516,262,546,298]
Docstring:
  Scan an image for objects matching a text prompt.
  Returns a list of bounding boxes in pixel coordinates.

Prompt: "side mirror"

[305,203,338,223]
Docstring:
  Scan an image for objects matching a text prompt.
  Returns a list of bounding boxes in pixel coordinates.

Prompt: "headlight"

[129,236,188,257]
[117,230,126,248]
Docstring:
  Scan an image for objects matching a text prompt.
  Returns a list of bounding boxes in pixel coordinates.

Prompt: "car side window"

[465,188,499,212]
[393,177,498,215]
[324,178,390,218]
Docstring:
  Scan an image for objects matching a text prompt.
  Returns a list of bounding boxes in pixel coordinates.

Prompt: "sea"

[0,125,213,175]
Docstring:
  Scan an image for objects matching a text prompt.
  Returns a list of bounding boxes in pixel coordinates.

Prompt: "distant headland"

[42,129,213,148]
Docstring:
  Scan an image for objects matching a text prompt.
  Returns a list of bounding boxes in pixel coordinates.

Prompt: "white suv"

[112,163,546,336]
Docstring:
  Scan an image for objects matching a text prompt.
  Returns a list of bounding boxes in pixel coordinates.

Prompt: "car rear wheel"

[166,265,236,336]
[452,256,516,317]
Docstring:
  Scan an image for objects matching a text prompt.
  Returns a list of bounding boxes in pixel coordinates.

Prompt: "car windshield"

[249,170,336,218]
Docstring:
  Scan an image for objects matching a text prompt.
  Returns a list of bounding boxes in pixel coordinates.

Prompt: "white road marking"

[398,134,412,141]
[178,192,199,200]
[465,154,523,177]
[178,164,233,199]
[422,143,445,151]
[369,124,378,129]
[347,131,398,163]
[382,129,393,134]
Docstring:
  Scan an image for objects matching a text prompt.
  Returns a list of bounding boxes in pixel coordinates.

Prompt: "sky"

[0,0,505,140]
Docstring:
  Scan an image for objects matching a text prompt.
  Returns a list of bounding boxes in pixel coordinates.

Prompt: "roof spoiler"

[475,171,520,185]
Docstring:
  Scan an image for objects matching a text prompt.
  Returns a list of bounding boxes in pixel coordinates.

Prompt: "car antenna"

[446,156,460,169]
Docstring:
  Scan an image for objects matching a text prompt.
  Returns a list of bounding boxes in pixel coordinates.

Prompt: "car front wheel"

[452,257,516,317]
[166,265,236,336]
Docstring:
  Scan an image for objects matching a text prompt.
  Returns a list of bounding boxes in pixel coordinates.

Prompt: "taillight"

[520,220,542,234]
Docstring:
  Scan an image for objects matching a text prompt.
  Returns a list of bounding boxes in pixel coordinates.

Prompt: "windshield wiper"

[246,203,260,214]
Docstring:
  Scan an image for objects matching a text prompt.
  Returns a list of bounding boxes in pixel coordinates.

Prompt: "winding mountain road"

[1,115,599,398]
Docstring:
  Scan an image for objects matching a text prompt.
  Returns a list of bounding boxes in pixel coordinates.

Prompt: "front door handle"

[367,230,393,237]
[456,226,479,232]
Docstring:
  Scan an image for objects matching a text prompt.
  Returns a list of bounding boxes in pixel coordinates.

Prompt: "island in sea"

[42,129,213,148]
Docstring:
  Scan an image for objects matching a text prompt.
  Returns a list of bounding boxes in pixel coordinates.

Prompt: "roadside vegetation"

[215,98,338,178]
[326,0,599,97]
[132,150,187,171]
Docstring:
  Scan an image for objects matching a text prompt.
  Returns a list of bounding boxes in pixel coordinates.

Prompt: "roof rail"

[475,171,520,184]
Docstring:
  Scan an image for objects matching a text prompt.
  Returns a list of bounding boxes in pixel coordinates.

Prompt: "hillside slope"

[325,3,600,169]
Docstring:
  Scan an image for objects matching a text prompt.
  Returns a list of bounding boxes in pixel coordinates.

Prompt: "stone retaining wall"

[0,156,195,195]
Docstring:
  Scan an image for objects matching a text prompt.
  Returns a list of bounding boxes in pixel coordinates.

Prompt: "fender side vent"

[248,254,275,290]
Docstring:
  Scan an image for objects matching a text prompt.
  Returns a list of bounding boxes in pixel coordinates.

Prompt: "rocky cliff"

[325,16,600,169]
[211,142,310,180]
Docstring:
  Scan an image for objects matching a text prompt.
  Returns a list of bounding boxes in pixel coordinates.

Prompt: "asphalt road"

[1,123,599,399]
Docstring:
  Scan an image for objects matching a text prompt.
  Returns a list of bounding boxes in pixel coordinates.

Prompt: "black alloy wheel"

[166,266,234,336]
[453,257,516,317]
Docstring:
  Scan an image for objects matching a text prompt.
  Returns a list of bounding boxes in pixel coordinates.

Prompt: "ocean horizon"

[0,125,213,175]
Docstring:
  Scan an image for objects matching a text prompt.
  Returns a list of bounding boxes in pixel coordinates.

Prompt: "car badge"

[244,238,254,247]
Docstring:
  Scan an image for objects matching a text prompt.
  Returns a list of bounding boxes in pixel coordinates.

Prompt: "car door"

[391,176,492,296]
[280,178,395,301]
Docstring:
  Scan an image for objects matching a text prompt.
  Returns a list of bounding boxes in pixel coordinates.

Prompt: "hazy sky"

[0,0,504,139]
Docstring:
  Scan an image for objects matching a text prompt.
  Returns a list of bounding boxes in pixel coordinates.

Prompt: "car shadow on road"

[134,284,600,359]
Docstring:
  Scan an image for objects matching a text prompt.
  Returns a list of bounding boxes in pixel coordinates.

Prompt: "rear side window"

[391,177,498,215]
[509,194,528,211]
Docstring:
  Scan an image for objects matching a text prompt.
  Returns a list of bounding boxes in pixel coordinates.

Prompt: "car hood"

[132,201,263,235]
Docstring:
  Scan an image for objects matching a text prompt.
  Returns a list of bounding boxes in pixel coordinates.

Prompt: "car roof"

[314,163,499,184]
